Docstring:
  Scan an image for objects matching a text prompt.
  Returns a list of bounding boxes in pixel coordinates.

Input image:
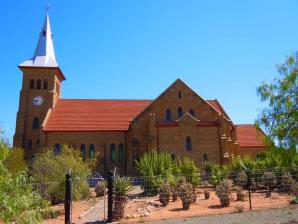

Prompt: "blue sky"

[1,0,298,141]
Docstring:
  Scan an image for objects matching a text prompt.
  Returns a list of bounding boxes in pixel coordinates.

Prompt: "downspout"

[217,124,223,168]
[124,131,128,175]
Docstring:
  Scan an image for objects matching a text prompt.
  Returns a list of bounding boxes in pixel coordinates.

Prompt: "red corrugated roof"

[43,99,152,131]
[236,124,266,147]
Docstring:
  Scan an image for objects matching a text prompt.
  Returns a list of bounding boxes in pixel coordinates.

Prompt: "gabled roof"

[236,124,267,147]
[43,99,152,131]
[206,99,231,120]
[20,13,58,68]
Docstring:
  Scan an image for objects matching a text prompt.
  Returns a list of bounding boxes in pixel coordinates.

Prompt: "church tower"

[13,13,65,159]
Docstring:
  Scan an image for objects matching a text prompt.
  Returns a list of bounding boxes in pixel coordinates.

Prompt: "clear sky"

[1,0,298,141]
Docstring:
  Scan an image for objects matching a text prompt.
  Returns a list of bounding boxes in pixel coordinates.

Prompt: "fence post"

[246,169,252,210]
[107,170,114,223]
[65,173,72,224]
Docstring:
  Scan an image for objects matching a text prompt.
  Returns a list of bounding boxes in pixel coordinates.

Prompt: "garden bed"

[123,189,295,223]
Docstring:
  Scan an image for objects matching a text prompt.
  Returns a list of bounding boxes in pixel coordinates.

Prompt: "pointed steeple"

[20,12,58,67]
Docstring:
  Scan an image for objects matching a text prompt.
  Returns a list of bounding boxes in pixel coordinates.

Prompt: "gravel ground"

[151,206,298,224]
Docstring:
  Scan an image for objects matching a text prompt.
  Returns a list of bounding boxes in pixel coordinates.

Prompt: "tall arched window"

[178,91,182,99]
[89,144,95,159]
[189,109,195,117]
[165,108,172,122]
[203,153,208,163]
[110,143,116,162]
[54,143,61,155]
[186,136,192,151]
[119,143,125,161]
[30,79,35,89]
[28,139,32,150]
[178,107,183,119]
[37,79,41,89]
[32,117,39,129]
[43,79,48,89]
[80,144,86,160]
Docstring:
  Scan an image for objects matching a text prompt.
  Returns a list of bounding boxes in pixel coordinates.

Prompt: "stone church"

[14,13,267,175]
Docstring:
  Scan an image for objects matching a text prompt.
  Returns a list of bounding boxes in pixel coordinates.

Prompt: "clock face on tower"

[32,96,44,106]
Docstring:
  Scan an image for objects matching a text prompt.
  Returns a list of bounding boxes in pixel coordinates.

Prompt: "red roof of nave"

[236,124,267,147]
[43,99,152,131]
[43,99,229,132]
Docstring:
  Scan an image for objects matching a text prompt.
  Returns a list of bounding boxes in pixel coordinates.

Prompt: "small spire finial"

[45,3,51,13]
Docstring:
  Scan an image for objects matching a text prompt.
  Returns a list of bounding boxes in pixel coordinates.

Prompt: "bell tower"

[13,12,66,159]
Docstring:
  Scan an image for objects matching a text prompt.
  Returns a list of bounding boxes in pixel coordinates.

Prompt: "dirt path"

[151,206,298,224]
[76,197,107,224]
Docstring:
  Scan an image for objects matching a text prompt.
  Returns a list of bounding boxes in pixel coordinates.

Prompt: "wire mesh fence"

[110,167,298,221]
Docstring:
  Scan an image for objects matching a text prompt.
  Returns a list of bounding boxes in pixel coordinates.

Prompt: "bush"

[113,176,132,221]
[95,181,106,197]
[281,172,294,193]
[32,145,91,204]
[3,147,27,176]
[135,152,174,195]
[174,157,200,189]
[236,171,248,187]
[215,179,233,207]
[178,180,193,210]
[209,164,228,186]
[292,182,298,198]
[159,182,171,206]
[0,141,47,223]
[261,171,277,191]
[235,186,246,201]
[40,207,61,219]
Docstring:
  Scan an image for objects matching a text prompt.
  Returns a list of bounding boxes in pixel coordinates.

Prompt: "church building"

[13,13,267,175]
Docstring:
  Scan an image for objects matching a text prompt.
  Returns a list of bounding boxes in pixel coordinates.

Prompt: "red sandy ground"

[124,190,294,223]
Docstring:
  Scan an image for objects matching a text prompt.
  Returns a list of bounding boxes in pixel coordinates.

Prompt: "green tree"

[3,147,27,176]
[256,52,298,148]
[31,145,91,204]
[0,139,46,223]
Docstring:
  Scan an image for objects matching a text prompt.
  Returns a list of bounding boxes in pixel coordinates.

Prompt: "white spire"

[20,12,58,67]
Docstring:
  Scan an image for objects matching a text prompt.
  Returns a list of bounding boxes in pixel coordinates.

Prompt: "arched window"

[89,144,95,159]
[30,79,35,89]
[36,139,40,146]
[43,79,48,89]
[178,91,182,99]
[178,107,183,119]
[32,117,39,129]
[119,143,125,161]
[110,143,116,162]
[165,108,172,122]
[171,153,176,161]
[54,143,61,155]
[80,144,86,160]
[189,109,195,117]
[186,136,192,151]
[37,79,41,89]
[28,139,32,150]
[203,153,208,163]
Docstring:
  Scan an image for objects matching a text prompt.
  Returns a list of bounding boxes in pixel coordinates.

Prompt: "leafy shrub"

[215,179,233,207]
[177,180,193,210]
[159,182,171,206]
[95,181,106,197]
[231,155,255,172]
[281,172,294,192]
[40,207,61,219]
[0,141,47,223]
[3,147,27,176]
[261,171,277,191]
[32,145,91,204]
[135,152,174,195]
[209,164,228,186]
[235,204,244,213]
[174,157,200,189]
[236,171,248,187]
